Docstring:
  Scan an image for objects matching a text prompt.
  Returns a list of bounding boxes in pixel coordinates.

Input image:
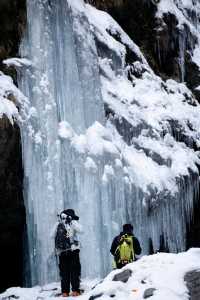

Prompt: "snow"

[86,249,200,300]
[100,57,200,137]
[1,249,200,300]
[3,57,32,68]
[0,72,26,123]
[58,121,75,140]
[84,157,97,172]
[157,0,200,31]
[57,119,200,194]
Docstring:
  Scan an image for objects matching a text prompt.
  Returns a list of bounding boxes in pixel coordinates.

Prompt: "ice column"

[19,0,105,285]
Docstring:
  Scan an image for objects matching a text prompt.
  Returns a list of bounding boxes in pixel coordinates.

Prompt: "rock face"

[185,271,200,300]
[0,120,25,292]
[0,0,26,293]
[0,0,26,76]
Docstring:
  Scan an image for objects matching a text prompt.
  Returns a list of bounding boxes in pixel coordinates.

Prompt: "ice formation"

[18,0,200,285]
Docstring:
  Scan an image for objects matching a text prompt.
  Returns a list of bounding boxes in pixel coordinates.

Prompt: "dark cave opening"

[186,184,200,250]
[0,0,27,292]
[0,122,25,293]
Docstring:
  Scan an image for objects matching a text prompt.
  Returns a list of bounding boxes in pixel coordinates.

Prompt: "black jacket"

[110,231,142,257]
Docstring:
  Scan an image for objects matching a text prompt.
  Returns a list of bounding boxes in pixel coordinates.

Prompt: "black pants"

[59,250,81,293]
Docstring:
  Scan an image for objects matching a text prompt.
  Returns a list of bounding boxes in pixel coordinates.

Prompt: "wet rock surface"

[112,269,132,283]
[143,288,156,299]
[185,271,200,300]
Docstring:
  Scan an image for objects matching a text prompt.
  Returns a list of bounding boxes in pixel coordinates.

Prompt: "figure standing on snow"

[110,223,141,269]
[55,209,82,297]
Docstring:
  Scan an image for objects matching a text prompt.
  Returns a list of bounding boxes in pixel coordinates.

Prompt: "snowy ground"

[1,249,200,300]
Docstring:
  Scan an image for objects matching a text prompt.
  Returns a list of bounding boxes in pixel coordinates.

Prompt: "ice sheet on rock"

[156,0,200,82]
[85,3,148,67]
[157,0,200,31]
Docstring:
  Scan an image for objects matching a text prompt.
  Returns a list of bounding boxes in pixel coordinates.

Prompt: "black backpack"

[55,223,71,252]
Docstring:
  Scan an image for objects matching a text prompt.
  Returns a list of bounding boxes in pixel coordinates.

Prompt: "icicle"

[178,29,186,82]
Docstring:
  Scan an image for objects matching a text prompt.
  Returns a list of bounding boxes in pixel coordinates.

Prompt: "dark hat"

[61,209,79,220]
[123,223,133,233]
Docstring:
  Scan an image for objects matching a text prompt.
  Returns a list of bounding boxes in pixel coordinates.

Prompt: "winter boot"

[62,292,69,297]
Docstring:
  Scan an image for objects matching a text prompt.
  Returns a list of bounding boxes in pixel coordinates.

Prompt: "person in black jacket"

[55,209,82,297]
[110,223,141,269]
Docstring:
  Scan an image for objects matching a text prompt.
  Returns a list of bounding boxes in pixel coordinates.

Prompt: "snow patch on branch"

[0,72,27,124]
[3,57,32,68]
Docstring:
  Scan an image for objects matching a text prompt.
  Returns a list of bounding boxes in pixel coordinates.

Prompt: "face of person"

[60,213,72,224]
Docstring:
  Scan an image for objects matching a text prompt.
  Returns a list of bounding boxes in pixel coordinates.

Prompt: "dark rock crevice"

[0,0,26,83]
[0,120,25,292]
[186,176,200,250]
[0,0,26,293]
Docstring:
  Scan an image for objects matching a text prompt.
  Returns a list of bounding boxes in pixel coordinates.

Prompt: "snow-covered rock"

[1,249,200,300]
[0,72,26,123]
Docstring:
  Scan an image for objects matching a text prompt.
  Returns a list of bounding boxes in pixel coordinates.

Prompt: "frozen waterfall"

[18,0,200,287]
[19,0,107,285]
